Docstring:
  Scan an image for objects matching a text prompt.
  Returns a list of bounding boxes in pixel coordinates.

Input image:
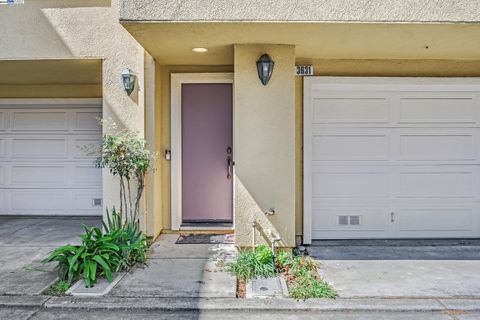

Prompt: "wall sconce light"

[121,68,136,96]
[256,54,274,86]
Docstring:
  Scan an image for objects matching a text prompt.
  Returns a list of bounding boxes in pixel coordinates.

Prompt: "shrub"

[228,244,277,281]
[43,209,150,288]
[43,226,122,287]
[103,208,150,270]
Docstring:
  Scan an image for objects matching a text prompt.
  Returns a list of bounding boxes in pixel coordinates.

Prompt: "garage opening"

[0,99,102,216]
[304,77,480,243]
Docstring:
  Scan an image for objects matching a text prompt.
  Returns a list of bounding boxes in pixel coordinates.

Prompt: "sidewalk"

[3,228,480,319]
[2,295,480,319]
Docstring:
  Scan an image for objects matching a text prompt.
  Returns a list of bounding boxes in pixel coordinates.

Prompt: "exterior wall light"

[256,54,274,86]
[192,47,208,53]
[121,68,136,96]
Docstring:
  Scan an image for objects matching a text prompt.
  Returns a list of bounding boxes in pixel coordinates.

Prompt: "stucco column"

[234,44,296,248]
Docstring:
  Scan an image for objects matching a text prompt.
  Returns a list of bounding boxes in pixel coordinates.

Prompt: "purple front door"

[181,83,233,223]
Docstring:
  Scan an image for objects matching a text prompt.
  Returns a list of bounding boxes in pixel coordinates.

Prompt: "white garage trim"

[0,98,103,216]
[304,77,480,244]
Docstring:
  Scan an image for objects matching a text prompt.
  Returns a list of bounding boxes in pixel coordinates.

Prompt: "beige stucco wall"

[121,0,480,23]
[0,84,101,98]
[234,44,296,248]
[0,0,148,232]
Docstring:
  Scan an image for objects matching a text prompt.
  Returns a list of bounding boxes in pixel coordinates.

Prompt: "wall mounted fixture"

[121,68,136,96]
[256,54,274,86]
[192,47,208,53]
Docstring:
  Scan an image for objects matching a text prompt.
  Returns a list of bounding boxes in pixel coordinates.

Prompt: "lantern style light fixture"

[256,54,274,86]
[121,68,136,96]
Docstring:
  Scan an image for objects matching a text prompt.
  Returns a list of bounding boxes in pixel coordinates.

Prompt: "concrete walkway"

[109,234,237,298]
[0,216,101,296]
[310,240,480,298]
[3,217,480,318]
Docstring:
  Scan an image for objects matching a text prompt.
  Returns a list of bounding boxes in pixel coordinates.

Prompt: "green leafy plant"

[288,268,337,299]
[43,226,122,288]
[276,251,337,299]
[43,209,150,288]
[103,208,150,270]
[45,121,154,289]
[44,280,69,296]
[228,244,277,281]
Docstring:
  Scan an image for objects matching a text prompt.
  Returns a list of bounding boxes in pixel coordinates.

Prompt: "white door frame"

[170,73,234,230]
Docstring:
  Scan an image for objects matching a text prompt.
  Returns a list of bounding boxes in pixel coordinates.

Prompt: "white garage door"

[0,99,102,216]
[304,77,480,242]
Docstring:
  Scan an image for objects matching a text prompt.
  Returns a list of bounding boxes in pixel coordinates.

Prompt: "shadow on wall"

[0,0,111,59]
[235,177,287,249]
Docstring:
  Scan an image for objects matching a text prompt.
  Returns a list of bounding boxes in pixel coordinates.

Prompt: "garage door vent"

[92,198,103,207]
[338,215,361,226]
[350,215,361,225]
[338,216,349,225]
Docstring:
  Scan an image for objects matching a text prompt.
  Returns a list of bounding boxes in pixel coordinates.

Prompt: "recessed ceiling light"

[192,47,208,53]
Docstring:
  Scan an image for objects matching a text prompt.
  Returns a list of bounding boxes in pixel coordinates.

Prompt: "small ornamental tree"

[85,120,155,225]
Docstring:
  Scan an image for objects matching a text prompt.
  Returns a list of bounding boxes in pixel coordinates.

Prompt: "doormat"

[175,233,235,244]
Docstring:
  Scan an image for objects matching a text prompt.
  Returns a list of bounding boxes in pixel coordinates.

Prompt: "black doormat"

[175,233,234,244]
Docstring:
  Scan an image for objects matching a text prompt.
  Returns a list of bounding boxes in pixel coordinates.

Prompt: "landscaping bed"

[228,244,337,299]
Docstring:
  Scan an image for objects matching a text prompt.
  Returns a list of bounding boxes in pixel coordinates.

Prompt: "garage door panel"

[10,191,68,212]
[313,207,388,231]
[0,139,5,158]
[74,137,101,159]
[397,207,475,233]
[10,165,67,186]
[73,191,103,212]
[0,102,102,216]
[0,191,4,211]
[397,167,478,199]
[397,94,478,125]
[0,189,102,215]
[312,207,391,239]
[75,111,102,131]
[313,167,389,198]
[305,78,480,241]
[0,111,4,130]
[11,111,69,131]
[73,166,102,186]
[0,165,4,185]
[398,133,476,161]
[312,95,389,124]
[313,133,389,161]
[11,138,68,158]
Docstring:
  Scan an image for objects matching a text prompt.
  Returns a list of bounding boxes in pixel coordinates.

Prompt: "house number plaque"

[295,65,314,76]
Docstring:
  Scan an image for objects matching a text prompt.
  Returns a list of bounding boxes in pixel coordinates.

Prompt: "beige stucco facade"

[0,0,147,232]
[234,45,296,247]
[120,0,480,23]
[3,0,480,246]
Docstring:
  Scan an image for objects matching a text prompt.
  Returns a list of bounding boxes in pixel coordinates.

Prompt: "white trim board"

[170,73,234,230]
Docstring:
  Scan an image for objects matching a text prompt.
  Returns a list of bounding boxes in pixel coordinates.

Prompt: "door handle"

[227,156,232,179]
[226,147,232,179]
